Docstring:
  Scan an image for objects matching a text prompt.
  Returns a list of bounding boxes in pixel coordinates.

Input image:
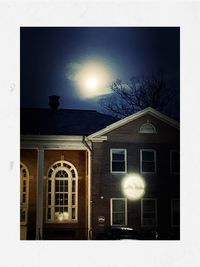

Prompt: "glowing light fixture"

[122,174,145,200]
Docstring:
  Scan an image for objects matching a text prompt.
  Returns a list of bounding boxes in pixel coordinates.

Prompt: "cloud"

[65,62,82,81]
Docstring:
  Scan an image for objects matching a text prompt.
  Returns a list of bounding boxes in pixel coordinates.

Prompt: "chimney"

[49,95,60,111]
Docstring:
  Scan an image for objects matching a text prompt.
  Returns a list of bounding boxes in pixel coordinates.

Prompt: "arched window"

[20,163,29,225]
[139,122,157,134]
[47,160,78,223]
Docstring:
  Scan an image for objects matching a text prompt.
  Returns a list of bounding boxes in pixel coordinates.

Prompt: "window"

[47,160,78,223]
[110,149,127,173]
[141,199,157,227]
[20,163,29,225]
[171,199,180,226]
[140,149,156,174]
[139,122,157,134]
[170,150,180,174]
[111,198,127,226]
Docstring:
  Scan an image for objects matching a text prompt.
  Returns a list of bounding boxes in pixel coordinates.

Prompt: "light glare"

[122,174,145,200]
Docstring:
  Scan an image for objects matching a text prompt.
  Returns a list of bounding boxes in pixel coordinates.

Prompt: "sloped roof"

[21,108,118,136]
[88,107,179,139]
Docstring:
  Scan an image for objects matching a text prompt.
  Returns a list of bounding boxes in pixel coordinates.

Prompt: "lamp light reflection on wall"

[122,174,145,200]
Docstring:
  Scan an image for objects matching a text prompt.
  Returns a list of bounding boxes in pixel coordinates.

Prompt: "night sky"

[20,27,180,114]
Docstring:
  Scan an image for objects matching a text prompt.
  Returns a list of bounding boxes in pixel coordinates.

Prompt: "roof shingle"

[20,108,118,136]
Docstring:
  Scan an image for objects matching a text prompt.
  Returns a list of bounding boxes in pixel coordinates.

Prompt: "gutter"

[82,136,92,240]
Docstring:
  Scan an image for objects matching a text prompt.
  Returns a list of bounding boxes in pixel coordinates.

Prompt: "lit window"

[20,163,29,225]
[170,150,180,174]
[140,149,156,174]
[171,199,180,226]
[111,149,127,173]
[47,160,78,223]
[111,198,127,226]
[139,123,156,134]
[141,199,157,227]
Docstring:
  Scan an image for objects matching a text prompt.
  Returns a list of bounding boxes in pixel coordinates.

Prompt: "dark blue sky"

[20,27,180,111]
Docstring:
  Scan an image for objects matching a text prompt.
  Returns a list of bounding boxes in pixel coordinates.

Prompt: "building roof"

[21,108,118,136]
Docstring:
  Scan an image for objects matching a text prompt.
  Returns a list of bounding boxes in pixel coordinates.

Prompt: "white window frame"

[141,198,157,227]
[170,150,180,175]
[110,198,127,226]
[171,199,180,227]
[140,149,156,174]
[139,122,157,134]
[20,162,29,226]
[46,160,78,223]
[110,148,127,174]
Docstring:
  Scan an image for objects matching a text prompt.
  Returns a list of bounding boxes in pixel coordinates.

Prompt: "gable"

[88,107,179,140]
[105,114,179,144]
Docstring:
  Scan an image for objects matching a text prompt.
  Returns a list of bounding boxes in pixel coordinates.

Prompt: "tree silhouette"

[100,72,177,118]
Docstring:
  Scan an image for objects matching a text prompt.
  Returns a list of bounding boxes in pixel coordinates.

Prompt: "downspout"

[82,136,92,240]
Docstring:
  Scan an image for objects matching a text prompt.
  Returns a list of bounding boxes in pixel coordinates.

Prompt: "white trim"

[21,135,84,141]
[88,107,179,139]
[139,122,157,134]
[171,198,180,227]
[110,148,127,174]
[141,198,157,227]
[110,198,127,226]
[140,149,156,174]
[170,150,180,175]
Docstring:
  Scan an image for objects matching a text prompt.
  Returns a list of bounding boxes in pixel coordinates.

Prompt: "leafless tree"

[100,73,177,118]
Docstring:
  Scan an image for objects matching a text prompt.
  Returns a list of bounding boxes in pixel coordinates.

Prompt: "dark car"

[96,227,159,240]
[96,227,141,240]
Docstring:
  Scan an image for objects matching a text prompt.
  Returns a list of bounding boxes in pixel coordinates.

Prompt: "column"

[36,148,44,240]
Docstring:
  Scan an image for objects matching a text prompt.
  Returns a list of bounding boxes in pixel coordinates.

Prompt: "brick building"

[20,97,180,240]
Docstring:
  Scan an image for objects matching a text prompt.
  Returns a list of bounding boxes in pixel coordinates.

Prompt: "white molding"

[110,148,127,174]
[21,135,91,150]
[140,149,157,175]
[21,135,84,141]
[110,198,127,226]
[88,107,179,139]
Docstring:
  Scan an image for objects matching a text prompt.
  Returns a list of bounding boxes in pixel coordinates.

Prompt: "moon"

[72,61,114,98]
[85,77,98,91]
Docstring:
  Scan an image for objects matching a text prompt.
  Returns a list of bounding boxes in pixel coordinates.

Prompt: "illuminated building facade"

[20,98,180,240]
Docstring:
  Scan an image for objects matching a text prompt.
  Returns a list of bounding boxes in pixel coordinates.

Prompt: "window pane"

[112,162,125,172]
[72,194,75,205]
[142,162,155,172]
[20,209,26,222]
[48,180,51,192]
[142,200,156,226]
[113,213,125,225]
[64,194,68,205]
[72,180,76,192]
[112,150,125,161]
[48,208,51,220]
[142,151,154,161]
[72,208,76,219]
[113,200,125,212]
